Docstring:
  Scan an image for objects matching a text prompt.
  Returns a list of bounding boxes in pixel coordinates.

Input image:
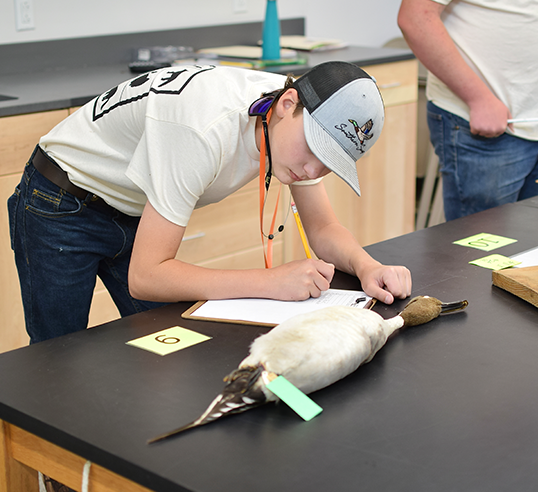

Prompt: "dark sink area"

[0,94,18,102]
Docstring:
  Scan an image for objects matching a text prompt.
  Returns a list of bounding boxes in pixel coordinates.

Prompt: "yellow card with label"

[453,233,517,252]
[469,254,521,270]
[127,326,211,356]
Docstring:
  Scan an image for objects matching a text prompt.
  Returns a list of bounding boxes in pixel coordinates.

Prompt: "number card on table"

[453,233,517,252]
[127,326,211,356]
[469,254,521,270]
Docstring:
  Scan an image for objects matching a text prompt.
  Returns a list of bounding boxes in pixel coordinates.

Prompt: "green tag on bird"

[266,376,323,421]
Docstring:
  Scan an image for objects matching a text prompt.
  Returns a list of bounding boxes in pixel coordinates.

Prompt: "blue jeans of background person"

[8,158,167,344]
[427,101,538,221]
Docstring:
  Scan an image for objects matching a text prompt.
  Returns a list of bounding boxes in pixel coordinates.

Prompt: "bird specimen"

[148,296,468,444]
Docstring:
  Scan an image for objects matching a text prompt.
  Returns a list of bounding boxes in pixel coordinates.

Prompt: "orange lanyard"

[258,108,281,269]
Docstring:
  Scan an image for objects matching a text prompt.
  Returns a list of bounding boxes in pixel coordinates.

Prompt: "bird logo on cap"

[349,119,374,145]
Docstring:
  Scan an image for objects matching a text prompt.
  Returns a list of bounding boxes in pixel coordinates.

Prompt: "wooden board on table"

[492,266,538,308]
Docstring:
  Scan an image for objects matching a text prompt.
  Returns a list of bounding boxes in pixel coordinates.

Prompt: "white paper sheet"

[511,246,538,268]
[190,289,372,326]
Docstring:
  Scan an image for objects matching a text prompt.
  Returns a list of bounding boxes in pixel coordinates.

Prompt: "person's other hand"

[359,264,412,305]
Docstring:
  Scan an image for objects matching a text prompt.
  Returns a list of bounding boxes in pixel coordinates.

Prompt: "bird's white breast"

[240,306,404,395]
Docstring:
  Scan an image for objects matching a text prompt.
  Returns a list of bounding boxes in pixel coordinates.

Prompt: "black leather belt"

[31,145,92,200]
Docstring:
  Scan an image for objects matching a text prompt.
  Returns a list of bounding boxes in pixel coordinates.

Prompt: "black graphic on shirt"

[100,86,118,110]
[130,73,151,87]
[92,65,215,121]
[158,71,184,87]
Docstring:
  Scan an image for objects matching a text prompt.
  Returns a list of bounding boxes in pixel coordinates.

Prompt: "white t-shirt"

[40,65,300,226]
[427,0,538,141]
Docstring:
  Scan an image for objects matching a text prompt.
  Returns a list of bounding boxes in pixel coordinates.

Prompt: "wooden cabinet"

[353,59,418,245]
[0,58,417,353]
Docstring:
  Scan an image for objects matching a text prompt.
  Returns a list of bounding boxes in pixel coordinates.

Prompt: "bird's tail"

[148,365,267,444]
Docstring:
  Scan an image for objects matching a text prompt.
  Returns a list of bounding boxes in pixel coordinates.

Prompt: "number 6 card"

[127,326,212,356]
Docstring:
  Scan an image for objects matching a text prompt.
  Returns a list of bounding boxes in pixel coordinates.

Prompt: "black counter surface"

[0,199,537,491]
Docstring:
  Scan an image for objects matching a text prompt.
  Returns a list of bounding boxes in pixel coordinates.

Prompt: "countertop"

[1,198,538,491]
[0,45,414,118]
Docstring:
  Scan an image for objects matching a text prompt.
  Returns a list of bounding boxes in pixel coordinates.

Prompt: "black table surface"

[1,198,538,492]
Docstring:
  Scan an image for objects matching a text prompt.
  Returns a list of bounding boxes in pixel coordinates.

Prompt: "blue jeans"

[8,154,167,344]
[427,101,538,221]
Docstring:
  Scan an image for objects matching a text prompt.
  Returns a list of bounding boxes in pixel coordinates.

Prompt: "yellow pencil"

[291,202,312,259]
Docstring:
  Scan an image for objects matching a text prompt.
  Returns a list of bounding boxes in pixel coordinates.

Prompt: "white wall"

[0,0,402,48]
[307,0,403,48]
[0,0,290,44]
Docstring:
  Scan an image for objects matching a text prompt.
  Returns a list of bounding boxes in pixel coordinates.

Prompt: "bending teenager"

[9,62,412,344]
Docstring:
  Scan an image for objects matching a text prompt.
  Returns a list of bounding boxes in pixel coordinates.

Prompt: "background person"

[398,0,538,220]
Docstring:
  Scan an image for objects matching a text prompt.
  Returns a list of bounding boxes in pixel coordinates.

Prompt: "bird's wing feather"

[147,366,267,444]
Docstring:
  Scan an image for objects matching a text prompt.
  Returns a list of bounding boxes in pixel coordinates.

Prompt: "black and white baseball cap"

[293,61,385,196]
